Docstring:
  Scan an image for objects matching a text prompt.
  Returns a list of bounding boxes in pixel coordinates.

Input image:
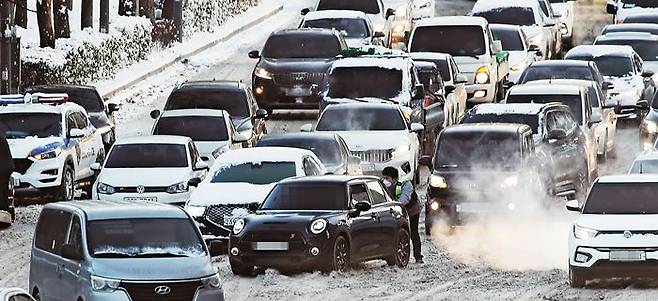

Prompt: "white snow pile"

[183,0,260,36]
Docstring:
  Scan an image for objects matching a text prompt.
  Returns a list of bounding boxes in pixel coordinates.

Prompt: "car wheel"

[331,236,350,272]
[229,258,254,276]
[58,165,75,201]
[569,265,587,288]
[393,228,411,267]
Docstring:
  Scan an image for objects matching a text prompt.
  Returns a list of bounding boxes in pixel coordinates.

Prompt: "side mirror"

[637,99,649,108]
[386,8,395,19]
[354,201,372,212]
[193,161,209,172]
[68,128,85,138]
[566,199,582,212]
[150,109,161,119]
[643,70,655,78]
[418,155,433,170]
[233,130,251,143]
[606,3,617,14]
[248,50,260,59]
[373,31,385,38]
[454,74,468,84]
[492,40,503,53]
[413,84,425,100]
[255,108,269,119]
[445,84,456,94]
[188,177,202,187]
[61,244,83,261]
[248,202,260,212]
[528,44,540,52]
[602,81,613,91]
[208,241,224,257]
[547,129,567,142]
[300,123,313,132]
[107,103,120,113]
[300,8,310,15]
[90,162,102,172]
[410,122,425,132]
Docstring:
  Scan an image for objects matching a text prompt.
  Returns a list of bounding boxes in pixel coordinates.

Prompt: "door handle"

[370,213,379,221]
[390,208,402,219]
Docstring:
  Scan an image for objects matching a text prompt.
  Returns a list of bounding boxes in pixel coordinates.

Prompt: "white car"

[567,174,658,287]
[0,93,104,201]
[91,135,209,205]
[300,10,385,47]
[607,0,658,24]
[151,109,244,166]
[303,102,423,180]
[549,0,576,46]
[184,147,326,244]
[490,24,541,83]
[628,151,658,173]
[0,288,36,301]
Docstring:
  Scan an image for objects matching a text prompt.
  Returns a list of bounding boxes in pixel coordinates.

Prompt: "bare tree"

[37,0,55,48]
[53,0,70,38]
[14,0,27,28]
[81,0,93,29]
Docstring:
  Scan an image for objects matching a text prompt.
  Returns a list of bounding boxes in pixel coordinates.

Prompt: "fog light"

[310,247,320,256]
[230,247,239,256]
[474,90,486,98]
[575,252,590,263]
[255,86,264,95]
[430,202,440,211]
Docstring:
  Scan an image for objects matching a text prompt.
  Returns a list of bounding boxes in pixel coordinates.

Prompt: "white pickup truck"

[408,16,510,104]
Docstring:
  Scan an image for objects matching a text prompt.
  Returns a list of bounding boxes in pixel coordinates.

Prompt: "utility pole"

[0,0,19,94]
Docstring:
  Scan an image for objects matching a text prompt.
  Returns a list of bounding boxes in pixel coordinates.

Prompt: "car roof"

[27,84,98,92]
[565,45,635,58]
[278,175,380,185]
[45,200,189,221]
[509,83,582,95]
[114,135,191,145]
[472,0,539,12]
[444,123,532,135]
[529,60,591,67]
[416,16,488,28]
[303,10,368,20]
[524,79,596,89]
[624,12,658,20]
[603,23,658,34]
[470,103,551,115]
[409,52,451,61]
[175,80,246,92]
[489,24,523,32]
[413,60,438,70]
[323,102,399,111]
[333,56,410,70]
[0,102,85,115]
[597,174,658,184]
[271,28,338,37]
[258,132,339,143]
[596,32,658,42]
[159,109,230,118]
[215,147,315,165]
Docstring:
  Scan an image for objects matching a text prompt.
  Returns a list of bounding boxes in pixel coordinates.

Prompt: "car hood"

[642,61,658,74]
[8,136,63,159]
[576,214,658,231]
[91,256,214,281]
[232,117,253,132]
[98,168,190,187]
[323,95,411,106]
[331,130,410,151]
[247,210,336,225]
[195,141,230,156]
[188,182,275,206]
[259,57,335,73]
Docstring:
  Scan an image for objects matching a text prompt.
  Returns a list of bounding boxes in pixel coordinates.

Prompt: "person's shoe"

[415,258,424,264]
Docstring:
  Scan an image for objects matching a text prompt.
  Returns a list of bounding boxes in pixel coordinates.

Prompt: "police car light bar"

[0,94,27,106]
[29,93,69,105]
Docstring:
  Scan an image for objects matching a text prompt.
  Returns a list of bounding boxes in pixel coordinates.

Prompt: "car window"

[72,112,88,129]
[66,215,83,255]
[349,183,371,205]
[303,157,322,176]
[66,114,76,133]
[188,142,199,167]
[558,111,578,133]
[450,59,460,80]
[153,116,230,142]
[366,181,388,205]
[35,209,72,256]
[410,25,487,56]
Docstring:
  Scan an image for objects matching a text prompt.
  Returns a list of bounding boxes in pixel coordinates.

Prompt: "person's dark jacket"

[0,135,12,175]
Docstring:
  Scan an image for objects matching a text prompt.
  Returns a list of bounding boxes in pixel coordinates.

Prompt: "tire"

[329,236,350,272]
[386,228,411,268]
[229,258,254,276]
[58,165,75,201]
[569,265,587,288]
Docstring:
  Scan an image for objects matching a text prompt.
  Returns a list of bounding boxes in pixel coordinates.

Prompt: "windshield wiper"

[132,251,190,258]
[440,164,458,169]
[93,251,135,258]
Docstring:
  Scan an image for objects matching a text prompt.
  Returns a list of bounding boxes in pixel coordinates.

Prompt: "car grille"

[246,231,304,242]
[351,149,393,163]
[118,280,202,301]
[272,72,324,86]
[205,204,252,228]
[114,186,168,193]
[13,159,32,174]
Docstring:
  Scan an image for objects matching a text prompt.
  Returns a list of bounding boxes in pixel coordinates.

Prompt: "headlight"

[201,273,222,289]
[641,120,658,134]
[254,67,272,79]
[166,181,188,194]
[573,225,598,239]
[429,175,448,189]
[97,182,116,195]
[310,219,327,234]
[500,176,519,189]
[90,275,121,292]
[475,66,489,84]
[185,205,206,217]
[31,148,61,160]
[429,201,440,211]
[233,218,245,235]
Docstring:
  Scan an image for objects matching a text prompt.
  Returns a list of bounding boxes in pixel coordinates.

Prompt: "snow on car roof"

[303,10,368,21]
[633,151,658,161]
[214,147,315,166]
[409,52,451,61]
[471,103,547,115]
[51,200,189,220]
[489,23,523,32]
[0,101,85,115]
[596,32,658,42]
[566,45,635,58]
[415,16,488,28]
[333,56,409,70]
[597,174,658,184]
[114,135,191,145]
[471,0,539,13]
[447,123,531,134]
[160,109,230,118]
[530,60,591,67]
[509,84,582,95]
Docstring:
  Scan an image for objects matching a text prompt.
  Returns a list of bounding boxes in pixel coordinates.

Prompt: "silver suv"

[29,200,224,301]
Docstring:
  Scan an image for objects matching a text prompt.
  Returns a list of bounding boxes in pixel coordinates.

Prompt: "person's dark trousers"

[0,172,9,210]
[409,213,423,260]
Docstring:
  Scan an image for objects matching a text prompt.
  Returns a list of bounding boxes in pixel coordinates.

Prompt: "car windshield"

[414,58,451,81]
[105,144,188,168]
[473,7,536,26]
[461,113,539,134]
[317,0,380,14]
[436,132,521,170]
[327,67,403,99]
[630,159,658,173]
[302,18,369,38]
[88,218,205,258]
[506,94,583,123]
[0,113,61,139]
[211,162,297,185]
[624,15,658,23]
[583,182,658,214]
[257,138,342,166]
[164,90,249,117]
[491,28,525,51]
[153,116,229,141]
[262,34,341,59]
[621,0,658,9]
[28,88,104,112]
[595,39,658,61]
[261,182,347,210]
[521,65,594,82]
[316,107,406,131]
[567,55,634,77]
[410,26,486,57]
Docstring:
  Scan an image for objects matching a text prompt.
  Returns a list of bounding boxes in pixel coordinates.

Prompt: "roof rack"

[0,94,26,106]
[0,93,69,106]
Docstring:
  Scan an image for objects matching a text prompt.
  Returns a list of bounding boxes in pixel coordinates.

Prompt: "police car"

[0,93,104,201]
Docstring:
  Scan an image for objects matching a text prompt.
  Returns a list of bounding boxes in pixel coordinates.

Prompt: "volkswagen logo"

[136,185,145,194]
[623,230,632,239]
[154,285,171,295]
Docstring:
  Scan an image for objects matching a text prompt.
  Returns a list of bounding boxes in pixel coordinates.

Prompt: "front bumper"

[13,157,63,193]
[465,83,496,103]
[229,233,333,270]
[84,287,224,301]
[97,191,190,205]
[252,77,322,110]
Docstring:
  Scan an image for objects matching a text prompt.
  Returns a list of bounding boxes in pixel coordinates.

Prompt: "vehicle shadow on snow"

[582,279,658,290]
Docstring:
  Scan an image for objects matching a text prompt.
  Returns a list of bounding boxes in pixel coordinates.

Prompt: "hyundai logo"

[623,230,632,239]
[154,285,171,295]
[136,185,145,194]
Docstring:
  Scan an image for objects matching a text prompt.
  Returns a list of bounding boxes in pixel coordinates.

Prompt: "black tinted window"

[621,0,658,8]
[567,55,634,77]
[35,209,71,255]
[316,107,406,131]
[473,7,536,26]
[28,87,103,112]
[263,34,341,58]
[105,144,188,168]
[595,39,658,61]
[436,132,521,170]
[165,90,249,117]
[506,94,583,123]
[257,137,342,166]
[521,66,594,82]
[461,113,539,134]
[317,0,380,14]
[584,182,658,214]
[630,159,658,173]
[211,162,297,184]
[411,26,486,56]
[302,18,369,38]
[261,183,347,210]
[327,67,403,99]
[154,116,229,141]
[0,113,61,139]
[491,28,525,51]
[415,59,451,81]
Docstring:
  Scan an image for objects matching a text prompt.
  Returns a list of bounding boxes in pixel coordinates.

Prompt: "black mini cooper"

[228,175,411,275]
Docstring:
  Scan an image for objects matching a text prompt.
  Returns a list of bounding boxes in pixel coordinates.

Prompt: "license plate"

[124,197,157,202]
[224,216,240,226]
[610,250,646,262]
[253,242,289,251]
[455,203,489,213]
[361,162,377,171]
[286,86,311,97]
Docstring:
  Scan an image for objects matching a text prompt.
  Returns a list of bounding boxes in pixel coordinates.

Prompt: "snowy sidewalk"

[94,0,283,98]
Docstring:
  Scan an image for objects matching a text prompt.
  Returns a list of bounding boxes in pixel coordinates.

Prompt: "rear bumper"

[253,77,322,110]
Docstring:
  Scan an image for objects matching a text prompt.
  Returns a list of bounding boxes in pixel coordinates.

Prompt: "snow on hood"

[345,38,371,48]
[521,26,543,39]
[187,182,276,206]
[576,214,658,231]
[471,0,539,13]
[333,56,408,70]
[333,130,410,151]
[8,136,63,158]
[212,147,310,172]
[451,57,486,73]
[98,168,191,187]
[195,141,230,156]
[91,253,213,281]
[324,95,410,106]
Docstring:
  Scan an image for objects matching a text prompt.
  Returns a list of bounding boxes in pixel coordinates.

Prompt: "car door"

[72,112,97,178]
[347,182,381,260]
[544,110,574,182]
[423,67,445,131]
[366,180,398,256]
[450,58,467,117]
[60,214,84,301]
[32,208,72,301]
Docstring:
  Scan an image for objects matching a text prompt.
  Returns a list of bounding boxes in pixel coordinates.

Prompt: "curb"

[99,2,284,99]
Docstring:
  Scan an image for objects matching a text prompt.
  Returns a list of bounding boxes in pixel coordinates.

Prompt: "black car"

[248,29,348,112]
[420,124,546,229]
[621,12,658,24]
[25,85,119,151]
[228,175,411,274]
[517,60,611,92]
[256,133,361,175]
[601,23,658,36]
[150,80,268,147]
